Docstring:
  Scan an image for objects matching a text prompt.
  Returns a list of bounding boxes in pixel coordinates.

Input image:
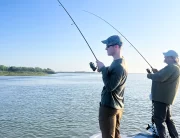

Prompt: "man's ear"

[115,45,119,48]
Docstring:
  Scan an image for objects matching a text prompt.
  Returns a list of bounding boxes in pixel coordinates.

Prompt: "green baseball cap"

[101,35,122,47]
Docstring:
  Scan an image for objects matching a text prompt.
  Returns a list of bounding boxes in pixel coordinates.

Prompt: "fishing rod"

[56,0,97,71]
[83,10,153,70]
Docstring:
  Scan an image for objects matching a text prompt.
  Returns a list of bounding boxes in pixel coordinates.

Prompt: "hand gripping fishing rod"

[83,10,153,70]
[57,0,97,71]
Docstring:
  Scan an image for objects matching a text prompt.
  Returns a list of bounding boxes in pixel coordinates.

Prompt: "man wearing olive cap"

[96,35,128,138]
[147,50,180,138]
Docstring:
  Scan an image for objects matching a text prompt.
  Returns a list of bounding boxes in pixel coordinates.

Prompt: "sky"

[0,0,180,73]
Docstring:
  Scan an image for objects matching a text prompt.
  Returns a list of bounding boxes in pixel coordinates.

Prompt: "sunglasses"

[106,44,120,48]
[106,44,116,48]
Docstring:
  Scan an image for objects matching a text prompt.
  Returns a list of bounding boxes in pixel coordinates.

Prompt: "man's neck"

[113,54,121,60]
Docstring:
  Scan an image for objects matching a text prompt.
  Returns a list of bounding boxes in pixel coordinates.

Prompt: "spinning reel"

[89,62,97,71]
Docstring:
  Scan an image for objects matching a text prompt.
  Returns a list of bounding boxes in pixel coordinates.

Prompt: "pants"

[153,101,179,138]
[99,105,123,138]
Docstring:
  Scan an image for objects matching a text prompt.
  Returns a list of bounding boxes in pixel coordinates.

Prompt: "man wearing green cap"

[147,50,180,138]
[96,35,128,138]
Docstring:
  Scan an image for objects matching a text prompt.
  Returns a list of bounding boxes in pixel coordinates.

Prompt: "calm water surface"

[0,73,180,138]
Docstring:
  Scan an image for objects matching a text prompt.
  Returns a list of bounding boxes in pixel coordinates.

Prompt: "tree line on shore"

[0,65,55,74]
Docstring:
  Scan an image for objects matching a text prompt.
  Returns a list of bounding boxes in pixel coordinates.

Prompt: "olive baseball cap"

[101,35,122,47]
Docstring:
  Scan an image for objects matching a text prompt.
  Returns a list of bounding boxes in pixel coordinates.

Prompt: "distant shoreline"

[0,71,52,76]
[56,72,145,74]
[0,71,146,76]
[0,65,55,76]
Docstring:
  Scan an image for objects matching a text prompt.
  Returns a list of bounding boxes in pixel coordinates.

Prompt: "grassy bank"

[0,71,50,76]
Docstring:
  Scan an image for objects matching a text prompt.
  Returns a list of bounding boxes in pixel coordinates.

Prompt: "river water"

[0,73,179,138]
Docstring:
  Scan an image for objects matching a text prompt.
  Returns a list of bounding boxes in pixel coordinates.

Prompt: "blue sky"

[0,0,180,73]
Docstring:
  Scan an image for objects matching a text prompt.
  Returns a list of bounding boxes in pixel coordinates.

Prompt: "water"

[0,73,180,138]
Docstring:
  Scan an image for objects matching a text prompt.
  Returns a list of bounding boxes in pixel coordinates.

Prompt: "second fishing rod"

[83,10,154,70]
